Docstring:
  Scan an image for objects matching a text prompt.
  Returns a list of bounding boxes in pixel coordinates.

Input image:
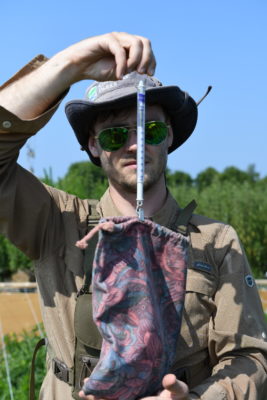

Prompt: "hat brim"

[65,86,197,166]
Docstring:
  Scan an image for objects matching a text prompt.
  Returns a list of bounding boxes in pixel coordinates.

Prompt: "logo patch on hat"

[245,274,254,288]
[87,86,98,101]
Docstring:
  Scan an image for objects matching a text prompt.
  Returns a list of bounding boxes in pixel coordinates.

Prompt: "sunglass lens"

[145,122,168,145]
[98,127,128,151]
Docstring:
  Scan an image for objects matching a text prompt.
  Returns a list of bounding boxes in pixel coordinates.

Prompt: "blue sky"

[1,0,266,180]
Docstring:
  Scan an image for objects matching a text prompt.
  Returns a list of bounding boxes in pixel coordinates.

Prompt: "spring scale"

[136,80,146,221]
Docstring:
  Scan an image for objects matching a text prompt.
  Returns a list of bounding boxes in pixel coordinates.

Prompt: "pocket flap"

[74,292,102,350]
[186,267,217,296]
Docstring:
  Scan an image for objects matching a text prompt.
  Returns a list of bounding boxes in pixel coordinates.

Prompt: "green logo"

[87,86,97,101]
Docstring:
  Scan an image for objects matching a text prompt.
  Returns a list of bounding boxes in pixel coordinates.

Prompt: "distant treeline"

[0,163,267,279]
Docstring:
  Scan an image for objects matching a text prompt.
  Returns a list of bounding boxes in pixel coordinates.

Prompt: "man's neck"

[108,178,168,217]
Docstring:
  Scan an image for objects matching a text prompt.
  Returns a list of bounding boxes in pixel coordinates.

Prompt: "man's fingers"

[61,32,156,83]
[135,36,156,75]
[79,378,108,400]
[109,32,156,77]
[123,34,156,75]
[78,390,106,400]
[78,389,88,398]
[162,374,178,390]
[162,374,189,399]
[103,33,128,79]
[79,375,188,400]
[125,36,144,73]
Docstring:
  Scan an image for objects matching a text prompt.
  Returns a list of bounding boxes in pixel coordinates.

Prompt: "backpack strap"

[171,200,212,384]
[189,225,207,263]
[172,200,197,235]
[77,200,101,296]
[85,200,101,285]
[172,199,208,266]
[29,338,47,400]
[175,201,213,272]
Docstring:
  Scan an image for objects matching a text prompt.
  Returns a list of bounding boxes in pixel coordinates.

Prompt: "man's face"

[88,105,173,193]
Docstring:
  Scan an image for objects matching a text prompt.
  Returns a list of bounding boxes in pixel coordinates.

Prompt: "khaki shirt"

[0,58,267,400]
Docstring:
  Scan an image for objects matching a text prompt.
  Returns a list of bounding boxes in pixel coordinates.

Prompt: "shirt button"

[2,121,12,129]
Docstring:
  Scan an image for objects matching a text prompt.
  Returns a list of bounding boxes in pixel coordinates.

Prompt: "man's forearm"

[0,54,71,119]
[0,32,156,120]
[189,352,267,400]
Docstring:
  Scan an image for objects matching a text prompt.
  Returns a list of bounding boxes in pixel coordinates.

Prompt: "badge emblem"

[194,261,212,274]
[245,274,254,288]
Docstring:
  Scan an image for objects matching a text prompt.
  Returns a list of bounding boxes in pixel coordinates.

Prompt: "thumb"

[162,374,189,399]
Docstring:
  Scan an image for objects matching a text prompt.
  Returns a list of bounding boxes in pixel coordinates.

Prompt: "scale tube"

[136,80,146,220]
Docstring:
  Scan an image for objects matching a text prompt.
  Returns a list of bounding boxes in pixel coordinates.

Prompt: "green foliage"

[195,164,260,190]
[195,167,219,190]
[0,236,9,280]
[166,168,193,187]
[4,239,33,274]
[57,161,108,199]
[246,164,260,183]
[0,325,46,399]
[220,166,253,184]
[0,236,33,281]
[41,166,56,186]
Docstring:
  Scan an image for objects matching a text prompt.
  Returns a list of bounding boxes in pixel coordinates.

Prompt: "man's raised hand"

[0,32,156,119]
[59,32,156,83]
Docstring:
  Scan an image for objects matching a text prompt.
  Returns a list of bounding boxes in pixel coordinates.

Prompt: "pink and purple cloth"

[77,217,189,399]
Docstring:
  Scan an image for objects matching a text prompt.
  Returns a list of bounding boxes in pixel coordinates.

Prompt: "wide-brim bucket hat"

[65,72,205,166]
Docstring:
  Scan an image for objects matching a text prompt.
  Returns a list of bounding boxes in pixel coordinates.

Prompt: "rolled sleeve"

[0,54,69,135]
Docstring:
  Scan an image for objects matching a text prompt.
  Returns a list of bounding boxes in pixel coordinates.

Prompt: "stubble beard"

[100,149,168,194]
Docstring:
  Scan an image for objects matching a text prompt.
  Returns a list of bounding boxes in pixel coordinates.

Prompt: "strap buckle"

[52,358,74,385]
[81,355,99,370]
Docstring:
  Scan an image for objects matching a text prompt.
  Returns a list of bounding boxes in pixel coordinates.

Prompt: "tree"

[220,166,252,184]
[57,161,108,199]
[4,239,33,277]
[0,326,46,399]
[246,164,260,183]
[166,169,193,187]
[195,167,219,190]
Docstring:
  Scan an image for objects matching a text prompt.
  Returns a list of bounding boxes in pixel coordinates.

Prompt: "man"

[0,32,266,400]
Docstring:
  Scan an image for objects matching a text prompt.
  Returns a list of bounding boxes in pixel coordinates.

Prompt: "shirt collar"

[97,188,180,230]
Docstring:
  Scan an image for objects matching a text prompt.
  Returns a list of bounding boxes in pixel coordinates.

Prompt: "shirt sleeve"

[189,225,267,400]
[0,56,69,260]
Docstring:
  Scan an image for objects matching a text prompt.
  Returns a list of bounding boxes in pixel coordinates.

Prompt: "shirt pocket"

[181,266,218,349]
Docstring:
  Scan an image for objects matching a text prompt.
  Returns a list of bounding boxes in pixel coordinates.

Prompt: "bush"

[0,325,46,399]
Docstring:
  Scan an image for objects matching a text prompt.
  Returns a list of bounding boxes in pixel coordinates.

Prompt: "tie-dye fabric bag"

[76,215,190,399]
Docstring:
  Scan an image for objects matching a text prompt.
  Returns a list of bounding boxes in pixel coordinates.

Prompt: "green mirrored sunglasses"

[95,121,169,152]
